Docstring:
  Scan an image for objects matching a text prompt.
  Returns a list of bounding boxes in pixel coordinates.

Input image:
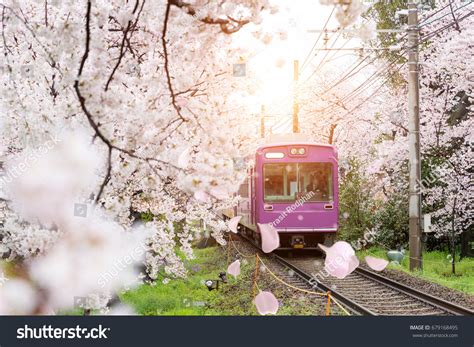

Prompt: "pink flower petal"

[228,216,242,234]
[348,255,360,272]
[365,256,389,271]
[258,223,280,253]
[255,291,279,315]
[318,241,359,279]
[176,97,188,108]
[319,244,329,253]
[210,187,228,200]
[227,259,241,278]
[177,148,190,168]
[194,190,210,203]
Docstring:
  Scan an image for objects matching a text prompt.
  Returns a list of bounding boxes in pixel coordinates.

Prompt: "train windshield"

[263,163,333,202]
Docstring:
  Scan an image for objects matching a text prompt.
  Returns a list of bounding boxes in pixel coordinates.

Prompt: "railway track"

[276,255,474,316]
[233,232,474,316]
[260,256,346,316]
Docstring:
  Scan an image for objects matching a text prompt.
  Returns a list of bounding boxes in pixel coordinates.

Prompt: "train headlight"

[290,148,306,155]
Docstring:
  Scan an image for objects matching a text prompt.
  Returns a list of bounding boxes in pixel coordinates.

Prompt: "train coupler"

[291,235,305,249]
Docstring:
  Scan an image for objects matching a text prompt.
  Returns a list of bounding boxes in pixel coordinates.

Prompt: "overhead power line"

[306,9,473,117]
[420,1,473,28]
[300,6,335,73]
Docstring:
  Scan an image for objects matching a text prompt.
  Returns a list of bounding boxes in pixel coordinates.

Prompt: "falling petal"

[227,260,241,278]
[348,254,360,273]
[365,256,389,272]
[275,58,285,68]
[194,190,210,203]
[178,147,190,168]
[228,216,242,234]
[255,291,279,315]
[210,187,228,200]
[258,223,280,253]
[319,244,329,253]
[318,241,359,279]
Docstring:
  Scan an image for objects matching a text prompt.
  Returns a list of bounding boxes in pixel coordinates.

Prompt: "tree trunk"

[328,124,337,144]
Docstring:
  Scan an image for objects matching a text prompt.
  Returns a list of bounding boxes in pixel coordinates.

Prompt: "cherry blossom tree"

[300,3,473,253]
[0,0,274,314]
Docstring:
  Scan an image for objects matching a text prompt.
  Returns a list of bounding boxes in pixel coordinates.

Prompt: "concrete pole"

[407,1,422,271]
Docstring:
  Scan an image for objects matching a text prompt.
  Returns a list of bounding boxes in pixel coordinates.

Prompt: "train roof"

[256,141,336,151]
[259,133,334,148]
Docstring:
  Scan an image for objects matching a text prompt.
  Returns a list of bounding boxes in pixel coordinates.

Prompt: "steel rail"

[231,230,376,316]
[354,267,474,316]
[272,253,377,316]
[224,215,474,316]
[232,232,473,316]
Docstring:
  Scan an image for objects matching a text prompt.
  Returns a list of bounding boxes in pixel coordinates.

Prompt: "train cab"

[236,136,338,250]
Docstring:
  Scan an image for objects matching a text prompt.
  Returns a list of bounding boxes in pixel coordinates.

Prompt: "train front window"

[263,163,297,201]
[298,163,333,202]
[263,163,333,202]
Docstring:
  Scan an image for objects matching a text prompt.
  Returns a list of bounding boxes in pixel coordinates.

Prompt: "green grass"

[121,247,229,315]
[121,245,336,316]
[356,247,474,295]
[121,246,271,315]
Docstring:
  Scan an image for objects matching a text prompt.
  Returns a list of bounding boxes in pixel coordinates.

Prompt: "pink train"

[232,139,339,250]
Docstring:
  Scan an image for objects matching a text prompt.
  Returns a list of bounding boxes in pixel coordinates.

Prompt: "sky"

[230,0,364,133]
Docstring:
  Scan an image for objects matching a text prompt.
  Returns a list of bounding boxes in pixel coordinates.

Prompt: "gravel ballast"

[359,264,474,311]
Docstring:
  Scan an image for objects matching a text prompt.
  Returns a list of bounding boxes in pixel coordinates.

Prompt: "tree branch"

[104,21,132,91]
[75,1,186,204]
[95,146,112,203]
[105,0,144,91]
[162,2,187,122]
[169,0,250,34]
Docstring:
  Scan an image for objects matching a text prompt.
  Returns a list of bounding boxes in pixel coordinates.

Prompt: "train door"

[236,168,252,226]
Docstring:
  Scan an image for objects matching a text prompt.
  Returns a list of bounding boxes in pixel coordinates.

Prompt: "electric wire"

[311,10,472,117]
[300,6,336,73]
[304,1,471,103]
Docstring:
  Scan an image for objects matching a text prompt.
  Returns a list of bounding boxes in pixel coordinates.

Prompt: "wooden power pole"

[293,60,300,133]
[407,1,422,271]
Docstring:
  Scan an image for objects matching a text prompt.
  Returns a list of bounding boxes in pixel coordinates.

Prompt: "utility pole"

[407,1,422,271]
[293,60,299,133]
[260,105,266,138]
